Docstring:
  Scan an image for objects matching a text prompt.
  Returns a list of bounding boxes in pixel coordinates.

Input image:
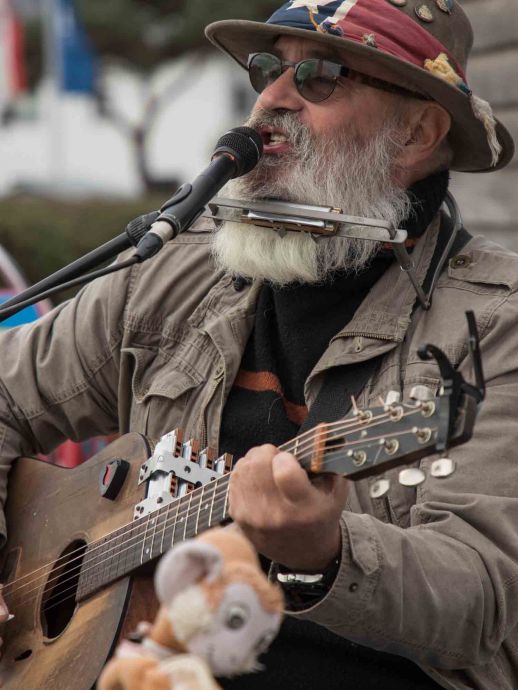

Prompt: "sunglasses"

[247,52,429,104]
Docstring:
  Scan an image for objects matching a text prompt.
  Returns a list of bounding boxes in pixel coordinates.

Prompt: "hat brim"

[206,19,515,173]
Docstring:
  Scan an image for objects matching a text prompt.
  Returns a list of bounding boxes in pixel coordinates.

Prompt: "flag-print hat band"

[206,0,514,173]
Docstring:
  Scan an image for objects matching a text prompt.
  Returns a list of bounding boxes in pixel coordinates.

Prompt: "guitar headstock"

[296,311,485,498]
[299,385,478,496]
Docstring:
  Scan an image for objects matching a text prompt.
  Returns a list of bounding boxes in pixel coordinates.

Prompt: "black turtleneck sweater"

[218,172,449,690]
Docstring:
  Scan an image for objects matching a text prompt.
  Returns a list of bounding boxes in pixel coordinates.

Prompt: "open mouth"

[258,127,290,152]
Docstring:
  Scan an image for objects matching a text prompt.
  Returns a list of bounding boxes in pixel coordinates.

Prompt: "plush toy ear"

[155,541,223,604]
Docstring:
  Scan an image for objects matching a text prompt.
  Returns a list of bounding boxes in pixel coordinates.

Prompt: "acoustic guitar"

[0,389,478,689]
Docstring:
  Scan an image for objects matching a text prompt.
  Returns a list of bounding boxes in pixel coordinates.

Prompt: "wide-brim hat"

[206,0,514,173]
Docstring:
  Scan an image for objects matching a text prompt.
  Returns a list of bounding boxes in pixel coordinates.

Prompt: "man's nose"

[255,67,304,112]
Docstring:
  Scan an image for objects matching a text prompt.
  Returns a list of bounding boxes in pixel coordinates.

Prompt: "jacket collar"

[193,214,441,393]
[338,213,441,342]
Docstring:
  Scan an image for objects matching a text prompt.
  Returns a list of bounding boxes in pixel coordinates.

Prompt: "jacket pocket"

[123,347,204,440]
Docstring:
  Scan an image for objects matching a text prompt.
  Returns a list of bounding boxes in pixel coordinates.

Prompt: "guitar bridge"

[134,429,233,519]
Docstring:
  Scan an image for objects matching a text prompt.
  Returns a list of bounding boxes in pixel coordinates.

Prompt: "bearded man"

[0,1,517,689]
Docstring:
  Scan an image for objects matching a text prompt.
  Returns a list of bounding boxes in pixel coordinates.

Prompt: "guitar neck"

[77,391,477,600]
[77,429,318,600]
[77,473,231,600]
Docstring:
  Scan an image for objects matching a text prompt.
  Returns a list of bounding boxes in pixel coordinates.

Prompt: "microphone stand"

[0,211,159,317]
[0,256,141,324]
[0,127,262,325]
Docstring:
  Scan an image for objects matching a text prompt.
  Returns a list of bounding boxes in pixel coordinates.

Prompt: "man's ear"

[397,102,451,170]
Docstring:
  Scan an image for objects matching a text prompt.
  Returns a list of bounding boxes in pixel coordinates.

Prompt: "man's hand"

[229,444,349,572]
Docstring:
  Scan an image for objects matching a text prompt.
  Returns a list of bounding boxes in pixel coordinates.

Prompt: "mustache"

[245,109,310,150]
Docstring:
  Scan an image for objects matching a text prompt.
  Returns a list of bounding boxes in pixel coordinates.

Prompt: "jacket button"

[450,254,471,269]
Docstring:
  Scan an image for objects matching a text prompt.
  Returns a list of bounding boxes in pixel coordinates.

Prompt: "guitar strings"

[3,407,426,608]
[4,406,426,611]
[2,405,402,597]
[2,407,397,597]
[7,414,432,615]
[28,421,441,620]
[15,420,437,620]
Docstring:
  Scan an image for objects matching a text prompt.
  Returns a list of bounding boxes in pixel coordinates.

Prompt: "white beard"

[211,111,411,286]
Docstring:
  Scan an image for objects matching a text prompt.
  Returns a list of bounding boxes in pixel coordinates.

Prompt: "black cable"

[0,257,139,324]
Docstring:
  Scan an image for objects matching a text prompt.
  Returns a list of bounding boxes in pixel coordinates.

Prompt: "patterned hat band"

[267,0,469,92]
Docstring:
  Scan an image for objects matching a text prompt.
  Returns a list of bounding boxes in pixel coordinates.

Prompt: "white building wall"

[0,52,252,197]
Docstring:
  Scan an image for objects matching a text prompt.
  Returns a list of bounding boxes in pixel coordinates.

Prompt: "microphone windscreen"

[213,126,263,177]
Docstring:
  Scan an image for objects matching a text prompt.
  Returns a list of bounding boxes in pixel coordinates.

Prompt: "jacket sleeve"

[0,260,136,544]
[287,292,518,670]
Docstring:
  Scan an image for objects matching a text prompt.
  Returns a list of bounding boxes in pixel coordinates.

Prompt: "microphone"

[135,126,263,261]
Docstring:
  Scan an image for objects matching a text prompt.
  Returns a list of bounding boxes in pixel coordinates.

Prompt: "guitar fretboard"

[77,473,231,599]
[75,397,458,601]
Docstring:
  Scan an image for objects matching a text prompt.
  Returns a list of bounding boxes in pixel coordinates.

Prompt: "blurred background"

[0,0,515,291]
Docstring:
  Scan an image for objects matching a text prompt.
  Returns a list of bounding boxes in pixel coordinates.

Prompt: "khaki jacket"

[0,217,518,690]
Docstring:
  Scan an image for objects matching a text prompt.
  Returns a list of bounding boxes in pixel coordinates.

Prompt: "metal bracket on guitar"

[134,429,233,520]
[418,310,485,456]
[138,434,221,485]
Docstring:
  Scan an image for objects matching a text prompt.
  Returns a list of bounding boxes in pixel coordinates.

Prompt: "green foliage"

[0,195,164,287]
[76,0,280,70]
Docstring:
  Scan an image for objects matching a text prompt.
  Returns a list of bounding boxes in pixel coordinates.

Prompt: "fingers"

[229,444,279,521]
[228,444,348,571]
[272,451,312,503]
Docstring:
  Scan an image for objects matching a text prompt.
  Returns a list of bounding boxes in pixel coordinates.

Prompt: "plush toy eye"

[225,604,249,630]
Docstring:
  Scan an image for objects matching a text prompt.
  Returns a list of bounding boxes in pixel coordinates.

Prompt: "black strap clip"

[417,310,485,455]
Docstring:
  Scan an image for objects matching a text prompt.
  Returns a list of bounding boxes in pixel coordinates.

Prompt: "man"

[0,1,517,689]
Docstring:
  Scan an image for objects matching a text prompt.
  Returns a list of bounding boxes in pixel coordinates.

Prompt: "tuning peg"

[398,468,426,487]
[350,395,373,422]
[430,457,455,478]
[370,478,390,498]
[409,385,434,402]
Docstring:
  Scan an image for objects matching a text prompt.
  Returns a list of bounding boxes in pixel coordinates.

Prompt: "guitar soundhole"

[41,540,87,639]
[14,649,32,662]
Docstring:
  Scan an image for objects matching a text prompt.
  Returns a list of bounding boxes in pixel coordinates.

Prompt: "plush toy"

[98,527,284,690]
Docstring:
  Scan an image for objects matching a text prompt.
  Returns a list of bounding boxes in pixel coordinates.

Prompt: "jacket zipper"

[199,367,225,451]
[336,331,397,342]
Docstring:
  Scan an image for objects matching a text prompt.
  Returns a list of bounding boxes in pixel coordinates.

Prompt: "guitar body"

[0,433,153,690]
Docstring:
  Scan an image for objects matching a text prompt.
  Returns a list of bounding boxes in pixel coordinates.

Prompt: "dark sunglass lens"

[248,54,281,94]
[295,60,337,102]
